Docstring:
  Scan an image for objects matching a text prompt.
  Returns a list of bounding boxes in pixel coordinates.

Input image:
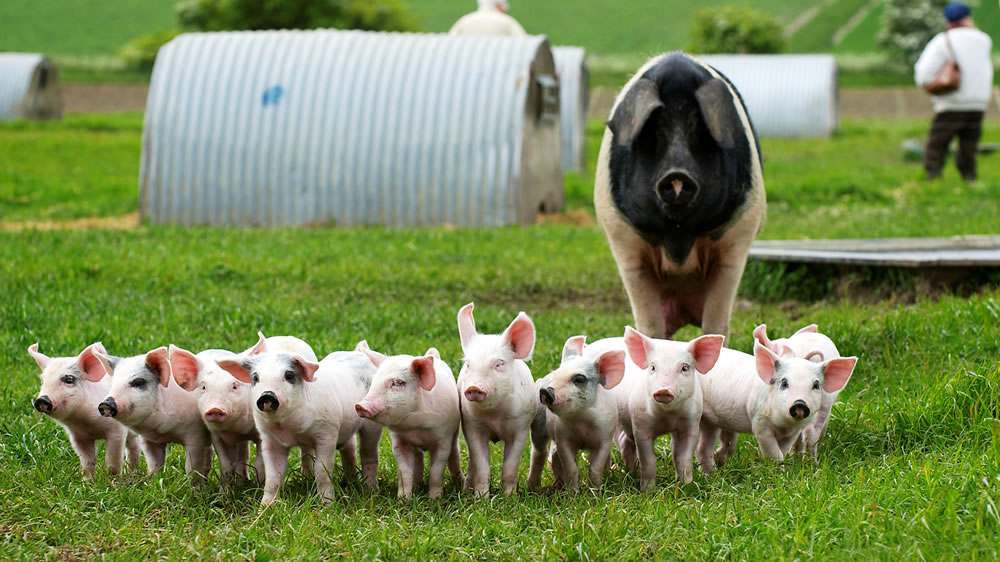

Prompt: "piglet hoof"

[639,479,655,493]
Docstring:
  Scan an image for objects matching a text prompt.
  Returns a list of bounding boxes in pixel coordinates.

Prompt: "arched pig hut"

[0,53,62,121]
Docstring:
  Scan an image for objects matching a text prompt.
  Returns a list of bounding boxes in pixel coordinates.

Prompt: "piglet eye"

[391,379,406,389]
[200,384,207,391]
[60,375,75,385]
[780,379,789,390]
[129,378,147,389]
[494,360,505,371]
[284,371,296,383]
[813,381,820,390]
[251,374,259,385]
[649,364,656,373]
[680,364,690,374]
[571,375,587,385]
[232,383,240,391]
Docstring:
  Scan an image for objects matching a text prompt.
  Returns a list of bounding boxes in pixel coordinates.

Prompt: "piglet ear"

[410,355,437,391]
[76,343,109,382]
[356,341,386,367]
[217,358,252,384]
[822,356,856,393]
[503,312,535,360]
[90,349,120,382]
[27,343,50,371]
[294,355,321,383]
[561,335,586,362]
[753,341,779,385]
[457,302,477,351]
[145,347,171,387]
[794,324,819,336]
[425,347,441,360]
[624,326,652,370]
[243,331,268,356]
[168,345,201,391]
[596,350,626,389]
[688,334,724,374]
[753,324,774,349]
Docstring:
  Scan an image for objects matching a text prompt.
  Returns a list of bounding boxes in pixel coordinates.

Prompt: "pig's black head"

[607,53,760,265]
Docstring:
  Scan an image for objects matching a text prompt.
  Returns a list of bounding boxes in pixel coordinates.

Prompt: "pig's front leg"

[616,429,638,472]
[312,439,340,506]
[618,258,667,339]
[752,423,784,461]
[670,423,699,484]
[448,433,463,484]
[554,437,580,491]
[501,431,529,496]
[699,248,752,341]
[715,430,739,467]
[358,422,381,490]
[588,440,612,488]
[427,442,452,499]
[391,434,416,499]
[526,408,549,489]
[338,435,358,484]
[463,422,492,497]
[777,431,801,457]
[235,440,250,480]
[125,433,142,470]
[142,440,167,475]
[69,434,97,479]
[184,439,212,479]
[696,421,720,475]
[299,446,315,477]
[634,427,659,491]
[260,437,289,506]
[211,434,237,482]
[252,438,266,483]
[104,428,127,476]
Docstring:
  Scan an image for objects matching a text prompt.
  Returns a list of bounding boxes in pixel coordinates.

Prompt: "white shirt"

[449,6,527,37]
[914,26,993,113]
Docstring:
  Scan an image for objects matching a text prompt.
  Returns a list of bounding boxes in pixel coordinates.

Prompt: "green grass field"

[1,115,999,558]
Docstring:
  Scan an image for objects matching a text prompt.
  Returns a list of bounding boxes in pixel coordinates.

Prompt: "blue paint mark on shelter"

[262,85,284,107]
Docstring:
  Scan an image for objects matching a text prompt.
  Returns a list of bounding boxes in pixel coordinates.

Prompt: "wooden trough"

[749,236,1000,269]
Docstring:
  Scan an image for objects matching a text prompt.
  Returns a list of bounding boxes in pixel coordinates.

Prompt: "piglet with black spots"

[28,342,141,478]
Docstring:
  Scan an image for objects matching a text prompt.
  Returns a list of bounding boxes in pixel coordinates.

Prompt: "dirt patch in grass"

[477,284,629,314]
[536,210,594,227]
[0,213,140,231]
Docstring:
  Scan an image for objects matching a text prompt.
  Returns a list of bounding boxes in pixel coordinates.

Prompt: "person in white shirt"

[449,0,527,37]
[914,2,993,182]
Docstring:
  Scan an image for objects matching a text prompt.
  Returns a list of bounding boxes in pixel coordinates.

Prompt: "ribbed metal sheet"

[0,53,56,121]
[698,55,838,138]
[553,47,588,172]
[141,30,561,227]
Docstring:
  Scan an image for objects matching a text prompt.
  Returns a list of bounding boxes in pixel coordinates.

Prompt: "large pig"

[595,52,766,342]
[95,347,213,476]
[354,347,462,499]
[533,337,627,491]
[169,333,319,483]
[28,342,141,478]
[753,324,843,457]
[696,341,856,473]
[456,303,537,497]
[217,341,381,505]
[617,327,724,490]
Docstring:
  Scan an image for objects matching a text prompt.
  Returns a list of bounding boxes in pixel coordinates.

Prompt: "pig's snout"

[789,400,810,420]
[355,402,374,419]
[203,407,228,423]
[464,386,488,402]
[539,387,555,406]
[256,392,279,412]
[33,395,53,414]
[98,398,118,418]
[652,388,675,404]
[656,170,700,208]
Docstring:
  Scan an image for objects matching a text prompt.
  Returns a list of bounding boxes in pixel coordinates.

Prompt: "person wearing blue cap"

[914,2,993,182]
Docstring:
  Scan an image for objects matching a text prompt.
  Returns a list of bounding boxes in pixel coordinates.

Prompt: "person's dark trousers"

[924,110,985,181]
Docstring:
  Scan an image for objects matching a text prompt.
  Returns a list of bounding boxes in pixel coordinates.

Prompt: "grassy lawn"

[0,115,998,557]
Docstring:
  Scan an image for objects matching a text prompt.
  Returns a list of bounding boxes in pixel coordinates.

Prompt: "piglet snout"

[539,387,555,406]
[464,386,488,402]
[354,403,374,419]
[98,398,118,418]
[256,392,279,412]
[652,389,675,404]
[789,400,810,420]
[203,407,228,423]
[33,395,53,414]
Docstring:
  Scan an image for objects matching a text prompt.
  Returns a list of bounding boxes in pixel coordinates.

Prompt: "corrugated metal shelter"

[553,47,588,172]
[698,55,837,138]
[0,53,62,121]
[140,30,564,227]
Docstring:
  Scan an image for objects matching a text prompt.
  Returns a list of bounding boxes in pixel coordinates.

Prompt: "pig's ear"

[753,324,774,349]
[77,343,109,382]
[243,331,268,356]
[425,347,441,360]
[503,312,535,360]
[688,335,724,374]
[753,341,780,385]
[27,343,50,371]
[794,324,819,336]
[694,78,739,150]
[356,341,386,367]
[624,326,653,370]
[294,356,321,383]
[91,350,120,382]
[145,347,172,388]
[561,335,586,362]
[457,302,477,350]
[596,350,626,390]
[608,78,663,147]
[821,357,856,393]
[410,356,437,391]
[217,358,252,384]
[168,345,201,391]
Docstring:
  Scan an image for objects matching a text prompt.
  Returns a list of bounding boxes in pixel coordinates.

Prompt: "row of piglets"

[528,324,857,491]
[28,309,855,499]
